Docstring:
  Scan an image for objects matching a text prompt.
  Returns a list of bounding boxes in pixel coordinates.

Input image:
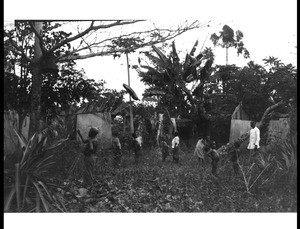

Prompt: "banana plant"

[137,40,214,118]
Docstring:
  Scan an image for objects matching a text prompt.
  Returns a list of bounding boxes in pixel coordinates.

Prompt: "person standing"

[160,135,170,162]
[77,127,99,186]
[193,137,205,165]
[112,130,122,167]
[206,141,220,176]
[171,132,180,164]
[229,141,241,175]
[247,121,260,164]
[203,135,212,164]
[131,132,142,164]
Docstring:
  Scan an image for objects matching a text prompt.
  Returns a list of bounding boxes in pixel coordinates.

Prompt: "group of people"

[76,120,260,186]
[193,121,261,176]
[77,128,143,186]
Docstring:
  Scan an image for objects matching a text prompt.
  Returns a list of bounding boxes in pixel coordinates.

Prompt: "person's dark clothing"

[229,148,241,174]
[112,137,122,167]
[83,140,97,156]
[161,141,169,162]
[207,149,219,176]
[172,146,179,163]
[83,139,98,185]
[84,155,96,185]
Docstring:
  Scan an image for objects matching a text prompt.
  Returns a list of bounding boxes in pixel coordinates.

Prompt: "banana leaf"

[152,45,169,65]
[144,52,166,68]
[189,40,199,56]
[199,59,213,81]
[123,83,139,100]
[171,41,180,63]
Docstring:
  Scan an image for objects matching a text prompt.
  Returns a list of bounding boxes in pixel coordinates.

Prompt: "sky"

[4,0,297,102]
[3,1,297,227]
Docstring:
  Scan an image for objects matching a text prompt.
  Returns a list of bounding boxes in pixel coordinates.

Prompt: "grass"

[55,144,297,212]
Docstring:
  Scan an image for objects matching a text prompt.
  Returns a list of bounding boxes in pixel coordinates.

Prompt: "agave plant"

[275,135,297,183]
[4,127,68,212]
[238,146,281,193]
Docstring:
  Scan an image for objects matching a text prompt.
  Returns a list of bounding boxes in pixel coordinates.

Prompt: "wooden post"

[126,53,134,134]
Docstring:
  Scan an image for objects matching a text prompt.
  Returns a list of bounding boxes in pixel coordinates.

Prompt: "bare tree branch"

[57,20,209,62]
[48,20,142,53]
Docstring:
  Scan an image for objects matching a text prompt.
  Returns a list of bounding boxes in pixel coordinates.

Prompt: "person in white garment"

[193,137,205,165]
[247,121,260,164]
[171,132,180,163]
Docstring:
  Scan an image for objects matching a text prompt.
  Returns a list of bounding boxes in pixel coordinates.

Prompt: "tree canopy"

[4,20,211,135]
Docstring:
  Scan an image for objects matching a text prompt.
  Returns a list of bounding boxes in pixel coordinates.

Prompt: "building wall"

[229,120,252,143]
[4,112,19,156]
[229,118,290,144]
[76,112,112,149]
[267,118,290,143]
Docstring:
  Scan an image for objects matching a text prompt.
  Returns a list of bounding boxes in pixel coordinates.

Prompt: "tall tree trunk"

[226,47,228,65]
[29,22,43,138]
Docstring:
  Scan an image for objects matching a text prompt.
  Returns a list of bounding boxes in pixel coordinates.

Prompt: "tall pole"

[226,46,228,65]
[126,53,134,134]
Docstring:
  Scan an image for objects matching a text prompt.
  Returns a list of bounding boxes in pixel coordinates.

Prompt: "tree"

[4,20,211,137]
[210,25,250,65]
[209,57,297,144]
[137,40,215,136]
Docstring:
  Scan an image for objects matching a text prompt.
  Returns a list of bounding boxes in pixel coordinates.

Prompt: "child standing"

[131,132,142,164]
[193,137,205,165]
[77,127,99,186]
[206,141,220,176]
[229,141,241,175]
[171,132,180,164]
[112,130,122,167]
[160,135,170,162]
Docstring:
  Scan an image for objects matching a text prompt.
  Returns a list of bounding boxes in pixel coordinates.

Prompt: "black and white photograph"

[4,0,297,228]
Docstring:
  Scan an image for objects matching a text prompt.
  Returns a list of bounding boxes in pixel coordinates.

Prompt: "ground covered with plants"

[5,135,296,213]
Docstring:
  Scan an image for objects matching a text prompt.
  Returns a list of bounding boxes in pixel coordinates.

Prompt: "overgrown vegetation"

[4,20,297,213]
[4,131,297,212]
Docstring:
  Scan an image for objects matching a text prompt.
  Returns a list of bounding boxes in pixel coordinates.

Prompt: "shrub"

[4,128,68,212]
[274,135,297,186]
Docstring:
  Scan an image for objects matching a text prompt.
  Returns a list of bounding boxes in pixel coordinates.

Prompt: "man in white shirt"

[247,121,260,164]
